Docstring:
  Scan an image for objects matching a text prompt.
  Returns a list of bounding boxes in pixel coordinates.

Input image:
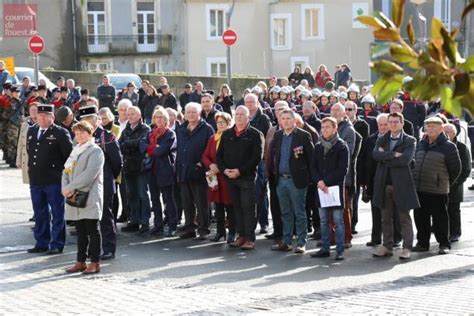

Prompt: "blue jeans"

[256,160,269,228]
[125,173,151,225]
[319,207,344,254]
[277,178,307,246]
[149,181,178,231]
[30,184,66,250]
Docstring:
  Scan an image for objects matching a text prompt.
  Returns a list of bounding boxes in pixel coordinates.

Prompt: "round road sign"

[222,29,237,46]
[28,35,45,54]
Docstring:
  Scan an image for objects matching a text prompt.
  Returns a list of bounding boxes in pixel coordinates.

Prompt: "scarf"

[214,131,223,150]
[64,137,95,174]
[146,126,169,157]
[320,134,338,155]
[103,121,113,131]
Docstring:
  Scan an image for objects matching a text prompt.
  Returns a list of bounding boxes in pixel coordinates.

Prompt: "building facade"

[75,0,182,74]
[184,0,374,81]
[2,0,468,81]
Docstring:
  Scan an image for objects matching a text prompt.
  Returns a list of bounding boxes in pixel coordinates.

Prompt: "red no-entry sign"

[28,35,45,54]
[222,29,237,46]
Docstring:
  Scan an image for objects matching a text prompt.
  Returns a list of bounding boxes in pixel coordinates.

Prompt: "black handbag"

[66,190,89,208]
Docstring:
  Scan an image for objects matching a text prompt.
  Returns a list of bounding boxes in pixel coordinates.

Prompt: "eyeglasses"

[345,108,355,112]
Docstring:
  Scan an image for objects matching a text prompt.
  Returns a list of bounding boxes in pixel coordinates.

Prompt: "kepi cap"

[78,105,98,119]
[37,104,54,113]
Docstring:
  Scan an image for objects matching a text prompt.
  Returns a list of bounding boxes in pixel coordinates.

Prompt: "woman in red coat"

[202,112,235,243]
[315,64,333,89]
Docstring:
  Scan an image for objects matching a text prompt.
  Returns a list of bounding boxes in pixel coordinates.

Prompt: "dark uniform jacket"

[273,128,314,188]
[27,124,73,185]
[93,126,123,195]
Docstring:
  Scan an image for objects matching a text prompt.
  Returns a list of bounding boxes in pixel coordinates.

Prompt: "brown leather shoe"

[240,241,255,250]
[229,236,246,248]
[82,262,100,274]
[65,262,87,273]
[271,243,292,252]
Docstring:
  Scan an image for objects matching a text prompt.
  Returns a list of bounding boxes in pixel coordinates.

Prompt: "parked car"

[15,67,56,90]
[103,73,143,95]
[7,74,19,85]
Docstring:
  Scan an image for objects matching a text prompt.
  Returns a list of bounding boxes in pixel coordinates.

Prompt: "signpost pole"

[28,35,45,85]
[225,1,235,88]
[34,54,39,86]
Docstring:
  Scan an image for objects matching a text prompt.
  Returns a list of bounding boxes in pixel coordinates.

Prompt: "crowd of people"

[0,59,473,274]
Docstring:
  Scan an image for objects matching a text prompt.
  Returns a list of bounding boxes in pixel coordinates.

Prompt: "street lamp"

[410,0,427,49]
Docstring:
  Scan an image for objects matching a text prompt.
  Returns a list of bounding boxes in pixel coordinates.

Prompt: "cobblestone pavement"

[1,161,473,314]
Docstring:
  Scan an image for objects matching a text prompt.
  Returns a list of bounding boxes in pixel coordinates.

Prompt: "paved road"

[1,160,473,314]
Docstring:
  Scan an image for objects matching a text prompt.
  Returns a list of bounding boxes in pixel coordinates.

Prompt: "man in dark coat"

[79,103,123,260]
[372,112,419,259]
[26,104,73,254]
[271,109,314,253]
[246,93,271,234]
[158,84,178,110]
[364,114,402,247]
[200,93,220,131]
[390,99,415,138]
[310,117,349,261]
[189,81,204,104]
[119,106,151,234]
[97,75,116,112]
[176,102,214,239]
[413,116,461,254]
[302,101,321,133]
[217,105,264,250]
[443,124,471,242]
[400,96,426,141]
[345,101,369,234]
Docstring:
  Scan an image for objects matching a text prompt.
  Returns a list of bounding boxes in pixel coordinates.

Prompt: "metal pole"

[71,0,78,70]
[34,54,39,86]
[226,0,235,88]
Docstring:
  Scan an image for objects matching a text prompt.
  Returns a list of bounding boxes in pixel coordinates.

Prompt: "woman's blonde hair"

[220,83,232,95]
[214,111,233,126]
[152,106,170,125]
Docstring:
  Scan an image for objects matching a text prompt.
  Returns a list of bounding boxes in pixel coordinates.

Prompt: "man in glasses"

[344,101,369,235]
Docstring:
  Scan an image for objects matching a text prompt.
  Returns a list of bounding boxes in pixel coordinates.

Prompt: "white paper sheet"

[318,186,341,208]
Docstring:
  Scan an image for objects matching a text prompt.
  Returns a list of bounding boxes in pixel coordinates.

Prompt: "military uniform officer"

[79,104,123,260]
[26,104,73,254]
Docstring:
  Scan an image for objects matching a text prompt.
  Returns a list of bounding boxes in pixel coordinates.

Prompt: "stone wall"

[42,70,266,97]
[42,70,369,97]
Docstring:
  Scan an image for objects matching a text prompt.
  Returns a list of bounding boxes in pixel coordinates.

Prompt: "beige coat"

[16,119,32,184]
[62,144,105,221]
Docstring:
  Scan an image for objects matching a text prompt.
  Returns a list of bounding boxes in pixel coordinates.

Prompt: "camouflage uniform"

[4,96,24,165]
[0,94,10,159]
